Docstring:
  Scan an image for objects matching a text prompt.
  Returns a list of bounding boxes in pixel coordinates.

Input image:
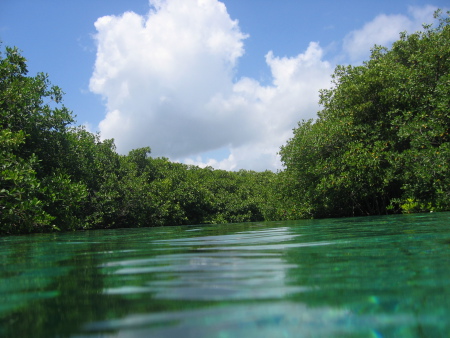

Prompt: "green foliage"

[0,44,278,235]
[280,10,450,218]
[0,45,90,234]
[0,129,54,233]
[3,11,449,234]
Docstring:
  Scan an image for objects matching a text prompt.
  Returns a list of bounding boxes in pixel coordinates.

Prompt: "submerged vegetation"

[1,11,449,235]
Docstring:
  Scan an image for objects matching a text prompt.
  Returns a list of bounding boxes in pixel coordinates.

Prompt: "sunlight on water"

[1,212,450,337]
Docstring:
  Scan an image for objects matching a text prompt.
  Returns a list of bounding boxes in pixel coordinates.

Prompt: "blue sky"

[1,0,448,171]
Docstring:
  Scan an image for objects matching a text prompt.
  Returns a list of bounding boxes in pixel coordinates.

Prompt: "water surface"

[1,212,450,337]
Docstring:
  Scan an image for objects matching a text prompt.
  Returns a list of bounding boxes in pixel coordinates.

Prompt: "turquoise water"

[1,212,450,337]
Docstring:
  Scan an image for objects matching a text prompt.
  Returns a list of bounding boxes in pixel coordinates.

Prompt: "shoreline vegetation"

[1,11,449,235]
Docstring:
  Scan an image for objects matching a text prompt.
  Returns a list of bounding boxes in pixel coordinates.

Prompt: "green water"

[1,212,450,337]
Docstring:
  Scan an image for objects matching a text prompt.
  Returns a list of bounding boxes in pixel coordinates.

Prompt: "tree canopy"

[279,10,450,218]
[1,11,449,235]
[0,45,279,235]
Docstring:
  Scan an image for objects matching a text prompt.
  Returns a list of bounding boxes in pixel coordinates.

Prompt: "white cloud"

[90,0,332,171]
[174,41,332,171]
[343,5,437,62]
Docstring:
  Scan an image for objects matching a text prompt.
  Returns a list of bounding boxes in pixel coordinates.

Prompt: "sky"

[1,0,448,171]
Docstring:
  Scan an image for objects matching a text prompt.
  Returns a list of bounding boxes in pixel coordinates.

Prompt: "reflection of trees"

[1,233,116,337]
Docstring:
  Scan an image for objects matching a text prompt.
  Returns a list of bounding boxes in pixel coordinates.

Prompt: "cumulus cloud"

[90,0,247,157]
[90,0,332,171]
[343,5,438,62]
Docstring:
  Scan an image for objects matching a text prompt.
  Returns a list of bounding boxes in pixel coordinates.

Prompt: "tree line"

[279,10,450,219]
[1,10,449,235]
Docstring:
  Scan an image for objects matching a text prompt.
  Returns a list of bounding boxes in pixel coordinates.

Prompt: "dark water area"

[1,212,450,337]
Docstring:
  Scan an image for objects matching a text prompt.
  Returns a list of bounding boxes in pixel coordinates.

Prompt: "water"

[1,212,450,337]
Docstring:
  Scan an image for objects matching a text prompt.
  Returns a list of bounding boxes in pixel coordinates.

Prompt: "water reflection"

[0,212,449,337]
[83,302,437,338]
[101,226,309,302]
[105,254,305,301]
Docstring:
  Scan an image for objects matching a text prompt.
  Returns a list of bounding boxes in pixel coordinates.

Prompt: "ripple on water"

[83,302,438,338]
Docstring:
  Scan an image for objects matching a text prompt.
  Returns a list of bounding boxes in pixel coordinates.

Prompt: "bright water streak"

[1,212,450,337]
